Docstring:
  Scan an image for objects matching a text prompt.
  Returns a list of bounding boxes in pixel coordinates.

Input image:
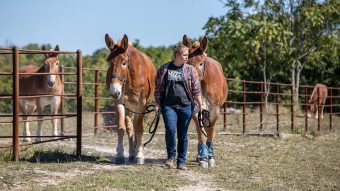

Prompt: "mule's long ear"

[51,45,60,58]
[54,45,60,51]
[183,34,191,48]
[121,34,129,52]
[42,45,49,57]
[200,36,208,53]
[105,34,115,51]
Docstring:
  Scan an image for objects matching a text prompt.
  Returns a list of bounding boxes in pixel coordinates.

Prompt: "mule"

[307,83,328,119]
[19,45,62,143]
[105,34,156,164]
[183,35,228,168]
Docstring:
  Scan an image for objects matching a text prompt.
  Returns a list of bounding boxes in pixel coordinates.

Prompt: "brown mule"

[307,83,328,119]
[105,34,156,164]
[19,45,63,143]
[183,35,228,168]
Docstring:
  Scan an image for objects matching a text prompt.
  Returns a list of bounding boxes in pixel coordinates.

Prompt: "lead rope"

[198,58,209,137]
[143,110,160,147]
[198,109,211,137]
[123,104,159,147]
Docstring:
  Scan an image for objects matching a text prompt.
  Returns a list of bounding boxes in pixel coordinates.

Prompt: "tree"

[205,0,339,107]
[205,0,288,108]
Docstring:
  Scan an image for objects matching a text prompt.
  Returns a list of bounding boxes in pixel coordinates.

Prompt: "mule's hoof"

[115,156,125,164]
[199,161,208,169]
[208,158,215,168]
[196,155,200,163]
[22,138,31,143]
[34,138,42,143]
[136,157,145,165]
[128,156,135,163]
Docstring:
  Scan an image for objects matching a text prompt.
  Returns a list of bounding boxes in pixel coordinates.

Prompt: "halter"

[109,55,131,83]
[199,57,208,81]
[108,55,133,106]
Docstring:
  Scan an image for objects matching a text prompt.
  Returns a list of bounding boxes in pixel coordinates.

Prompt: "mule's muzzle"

[110,91,121,99]
[47,80,55,87]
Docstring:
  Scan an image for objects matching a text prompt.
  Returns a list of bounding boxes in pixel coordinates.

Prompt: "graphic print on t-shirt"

[167,70,184,81]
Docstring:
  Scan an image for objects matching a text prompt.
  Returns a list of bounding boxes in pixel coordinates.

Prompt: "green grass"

[187,133,340,190]
[1,111,339,190]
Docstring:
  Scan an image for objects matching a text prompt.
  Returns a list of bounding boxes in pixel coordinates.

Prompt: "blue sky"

[0,0,227,55]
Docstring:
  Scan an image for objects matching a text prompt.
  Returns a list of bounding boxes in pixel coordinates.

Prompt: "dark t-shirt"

[162,62,191,107]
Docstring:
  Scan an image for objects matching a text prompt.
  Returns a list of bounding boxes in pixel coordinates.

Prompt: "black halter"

[109,56,131,83]
[199,57,208,81]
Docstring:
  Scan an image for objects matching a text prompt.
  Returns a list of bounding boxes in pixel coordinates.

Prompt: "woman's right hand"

[154,105,160,113]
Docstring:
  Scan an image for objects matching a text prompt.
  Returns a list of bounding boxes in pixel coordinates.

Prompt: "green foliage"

[0,0,338,112]
[204,0,339,105]
[0,42,174,113]
[134,39,173,68]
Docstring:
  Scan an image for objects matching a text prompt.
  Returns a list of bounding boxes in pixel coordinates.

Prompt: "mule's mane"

[106,48,126,61]
[192,41,200,48]
[189,45,205,59]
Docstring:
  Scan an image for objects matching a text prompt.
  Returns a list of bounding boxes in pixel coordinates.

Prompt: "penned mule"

[183,35,228,168]
[105,34,156,164]
[19,45,63,143]
[307,83,328,119]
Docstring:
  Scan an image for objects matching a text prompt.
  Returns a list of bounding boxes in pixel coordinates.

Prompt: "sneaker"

[177,165,187,170]
[165,159,175,168]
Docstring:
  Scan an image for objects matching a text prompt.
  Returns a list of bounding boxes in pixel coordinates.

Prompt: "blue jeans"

[162,104,192,166]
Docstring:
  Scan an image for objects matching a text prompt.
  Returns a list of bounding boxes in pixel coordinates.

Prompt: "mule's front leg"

[20,103,35,143]
[50,96,61,137]
[23,116,31,143]
[134,114,144,164]
[125,114,135,163]
[115,104,126,164]
[35,106,44,142]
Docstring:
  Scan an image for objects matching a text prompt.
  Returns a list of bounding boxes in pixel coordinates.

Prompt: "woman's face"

[175,51,189,65]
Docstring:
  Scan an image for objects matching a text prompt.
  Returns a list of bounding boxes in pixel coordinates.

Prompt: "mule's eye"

[56,62,59,65]
[122,62,127,66]
[199,63,204,67]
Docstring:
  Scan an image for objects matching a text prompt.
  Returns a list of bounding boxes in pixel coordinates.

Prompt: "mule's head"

[105,34,130,99]
[306,103,313,118]
[183,35,208,79]
[42,45,60,88]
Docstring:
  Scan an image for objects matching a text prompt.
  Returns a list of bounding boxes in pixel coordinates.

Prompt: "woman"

[154,44,203,170]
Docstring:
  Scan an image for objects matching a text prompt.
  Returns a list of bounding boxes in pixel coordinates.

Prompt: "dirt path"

[52,136,224,190]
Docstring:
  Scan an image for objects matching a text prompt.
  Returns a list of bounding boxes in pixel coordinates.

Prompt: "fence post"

[276,84,280,134]
[242,80,246,134]
[12,47,19,161]
[260,82,263,131]
[223,102,227,131]
[290,85,294,132]
[94,69,99,135]
[317,87,320,131]
[329,88,333,130]
[305,86,308,132]
[76,50,82,157]
[60,65,65,136]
